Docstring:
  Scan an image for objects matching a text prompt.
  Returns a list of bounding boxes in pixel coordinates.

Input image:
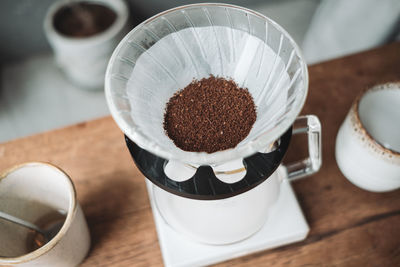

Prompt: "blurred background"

[0,0,399,142]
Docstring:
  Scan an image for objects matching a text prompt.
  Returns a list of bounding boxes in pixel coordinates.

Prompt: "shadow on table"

[79,170,147,254]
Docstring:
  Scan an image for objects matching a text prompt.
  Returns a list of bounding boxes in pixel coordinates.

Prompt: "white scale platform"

[146,167,309,267]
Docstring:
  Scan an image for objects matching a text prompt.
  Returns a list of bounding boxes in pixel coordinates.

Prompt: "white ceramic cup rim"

[43,0,129,46]
[0,162,77,264]
[353,82,400,158]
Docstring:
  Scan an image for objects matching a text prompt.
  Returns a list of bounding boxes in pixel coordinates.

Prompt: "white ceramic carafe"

[152,116,321,245]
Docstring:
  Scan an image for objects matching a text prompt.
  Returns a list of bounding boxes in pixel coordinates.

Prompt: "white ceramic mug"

[336,82,400,192]
[0,162,90,266]
[44,0,130,89]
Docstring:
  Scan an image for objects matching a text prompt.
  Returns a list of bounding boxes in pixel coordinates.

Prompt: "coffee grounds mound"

[164,76,257,153]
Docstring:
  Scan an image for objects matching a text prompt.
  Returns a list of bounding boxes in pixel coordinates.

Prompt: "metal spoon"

[0,210,64,246]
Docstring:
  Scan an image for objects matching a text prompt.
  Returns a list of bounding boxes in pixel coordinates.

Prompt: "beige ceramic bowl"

[0,162,90,266]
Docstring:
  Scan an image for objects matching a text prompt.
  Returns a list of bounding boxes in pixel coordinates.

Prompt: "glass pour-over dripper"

[105,4,320,199]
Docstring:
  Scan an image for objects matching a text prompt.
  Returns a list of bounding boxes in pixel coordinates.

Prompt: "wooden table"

[1,42,400,266]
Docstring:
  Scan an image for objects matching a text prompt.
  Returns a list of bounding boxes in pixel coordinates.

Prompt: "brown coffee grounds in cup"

[164,76,257,153]
[53,2,116,38]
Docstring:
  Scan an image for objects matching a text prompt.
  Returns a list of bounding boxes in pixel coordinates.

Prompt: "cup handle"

[284,115,322,181]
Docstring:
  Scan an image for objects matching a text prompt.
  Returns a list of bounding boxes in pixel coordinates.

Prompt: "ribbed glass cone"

[105,3,308,165]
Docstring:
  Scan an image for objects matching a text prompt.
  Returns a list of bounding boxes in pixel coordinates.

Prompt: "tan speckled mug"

[336,82,400,192]
[0,162,90,266]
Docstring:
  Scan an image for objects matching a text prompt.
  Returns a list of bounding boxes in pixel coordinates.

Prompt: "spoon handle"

[0,210,43,234]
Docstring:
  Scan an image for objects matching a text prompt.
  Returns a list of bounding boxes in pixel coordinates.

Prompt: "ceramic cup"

[336,82,400,192]
[44,0,130,90]
[0,162,90,266]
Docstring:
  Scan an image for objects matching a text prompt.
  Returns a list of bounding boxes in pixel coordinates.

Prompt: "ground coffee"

[164,76,257,153]
[53,2,116,38]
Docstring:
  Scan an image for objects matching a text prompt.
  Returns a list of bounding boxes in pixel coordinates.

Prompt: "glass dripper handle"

[285,115,322,180]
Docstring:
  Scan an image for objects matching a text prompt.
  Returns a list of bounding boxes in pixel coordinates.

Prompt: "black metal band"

[125,127,292,200]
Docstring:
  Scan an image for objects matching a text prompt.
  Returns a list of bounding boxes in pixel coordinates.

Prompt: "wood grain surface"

[1,42,400,266]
